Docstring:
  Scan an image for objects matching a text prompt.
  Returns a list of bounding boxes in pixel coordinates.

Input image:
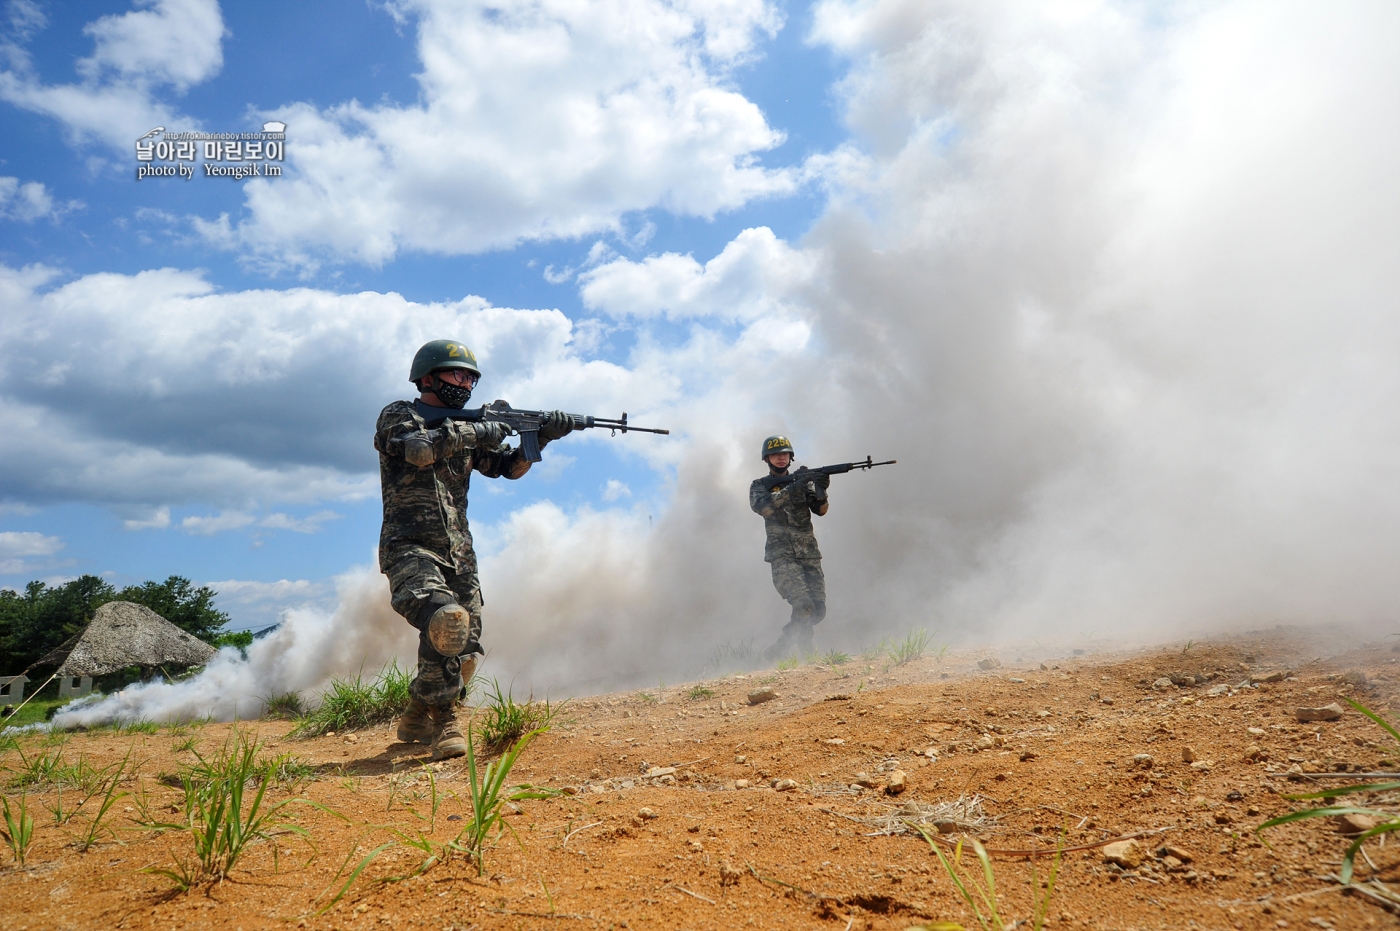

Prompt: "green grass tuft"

[776,656,801,671]
[475,680,558,754]
[913,828,1062,931]
[888,628,936,666]
[686,686,715,701]
[265,753,319,787]
[708,639,755,670]
[860,638,890,662]
[263,692,306,720]
[450,727,556,875]
[6,744,127,794]
[142,730,336,890]
[291,663,412,738]
[820,649,851,666]
[0,790,36,865]
[75,751,131,851]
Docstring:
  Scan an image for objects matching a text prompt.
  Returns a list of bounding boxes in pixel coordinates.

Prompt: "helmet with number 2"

[760,435,794,462]
[409,339,482,384]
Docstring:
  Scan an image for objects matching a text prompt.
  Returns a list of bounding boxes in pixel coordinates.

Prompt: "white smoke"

[53,566,415,727]
[795,0,1400,639]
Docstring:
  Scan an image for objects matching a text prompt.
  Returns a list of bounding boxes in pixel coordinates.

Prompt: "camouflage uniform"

[749,471,827,653]
[375,400,530,706]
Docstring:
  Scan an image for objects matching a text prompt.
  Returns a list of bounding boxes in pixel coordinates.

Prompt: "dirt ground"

[3,629,1399,931]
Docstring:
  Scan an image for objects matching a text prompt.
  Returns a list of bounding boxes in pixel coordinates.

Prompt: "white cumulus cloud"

[0,176,80,222]
[122,506,170,530]
[601,479,631,502]
[0,0,224,151]
[579,226,817,322]
[179,510,255,535]
[204,0,802,268]
[0,529,64,573]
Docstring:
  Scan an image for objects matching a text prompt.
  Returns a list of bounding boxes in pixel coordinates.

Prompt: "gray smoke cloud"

[55,1,1400,724]
[799,0,1400,640]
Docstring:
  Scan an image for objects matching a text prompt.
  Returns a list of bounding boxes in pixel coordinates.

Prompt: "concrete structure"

[58,676,93,699]
[0,674,28,702]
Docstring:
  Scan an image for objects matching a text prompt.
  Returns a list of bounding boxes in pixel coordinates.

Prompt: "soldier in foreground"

[374,339,572,759]
[750,436,830,661]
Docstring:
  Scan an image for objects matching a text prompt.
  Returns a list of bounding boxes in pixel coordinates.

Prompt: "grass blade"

[316,840,396,915]
[1342,696,1400,746]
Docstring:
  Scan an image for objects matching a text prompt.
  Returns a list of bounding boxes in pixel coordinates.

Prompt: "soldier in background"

[750,435,830,662]
[374,339,571,759]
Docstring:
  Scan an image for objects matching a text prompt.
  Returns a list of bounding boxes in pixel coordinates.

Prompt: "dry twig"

[664,883,716,905]
[561,821,602,849]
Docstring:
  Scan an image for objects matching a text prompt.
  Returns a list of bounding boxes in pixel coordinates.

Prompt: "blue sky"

[2,0,1397,673]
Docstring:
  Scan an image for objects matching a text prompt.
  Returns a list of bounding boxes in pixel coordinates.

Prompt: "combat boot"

[396,696,434,744]
[430,703,467,760]
[762,627,796,664]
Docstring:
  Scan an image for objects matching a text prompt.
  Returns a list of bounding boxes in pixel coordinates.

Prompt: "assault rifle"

[759,455,897,492]
[412,399,669,462]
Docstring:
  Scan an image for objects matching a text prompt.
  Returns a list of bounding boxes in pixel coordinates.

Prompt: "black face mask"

[431,375,473,409]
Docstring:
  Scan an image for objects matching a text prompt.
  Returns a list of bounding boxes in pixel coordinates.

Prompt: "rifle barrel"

[587,415,669,435]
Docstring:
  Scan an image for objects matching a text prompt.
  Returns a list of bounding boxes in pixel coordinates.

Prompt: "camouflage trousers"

[770,557,826,632]
[386,555,483,707]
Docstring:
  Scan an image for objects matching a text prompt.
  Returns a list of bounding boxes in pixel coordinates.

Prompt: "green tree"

[0,575,114,673]
[115,576,229,642]
[0,575,232,673]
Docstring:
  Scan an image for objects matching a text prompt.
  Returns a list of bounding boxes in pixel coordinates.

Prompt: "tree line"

[0,575,245,675]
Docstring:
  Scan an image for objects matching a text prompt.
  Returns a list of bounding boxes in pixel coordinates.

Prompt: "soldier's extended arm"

[376,419,507,467]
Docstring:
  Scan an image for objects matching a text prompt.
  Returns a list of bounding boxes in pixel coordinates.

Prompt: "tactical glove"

[811,471,831,490]
[807,480,828,504]
[472,420,508,448]
[538,410,574,442]
[442,421,475,456]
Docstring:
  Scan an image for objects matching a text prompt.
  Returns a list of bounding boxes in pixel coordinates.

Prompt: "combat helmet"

[760,435,794,461]
[409,339,481,384]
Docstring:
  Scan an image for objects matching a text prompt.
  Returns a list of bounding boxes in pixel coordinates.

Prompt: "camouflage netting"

[33,600,218,676]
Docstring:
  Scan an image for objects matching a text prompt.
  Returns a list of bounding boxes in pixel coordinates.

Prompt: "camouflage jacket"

[375,400,529,573]
[749,469,824,563]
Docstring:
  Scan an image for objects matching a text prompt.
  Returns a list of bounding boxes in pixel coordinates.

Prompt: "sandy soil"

[2,630,1398,931]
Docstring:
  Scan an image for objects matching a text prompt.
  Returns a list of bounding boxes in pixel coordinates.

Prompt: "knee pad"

[426,603,472,656]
